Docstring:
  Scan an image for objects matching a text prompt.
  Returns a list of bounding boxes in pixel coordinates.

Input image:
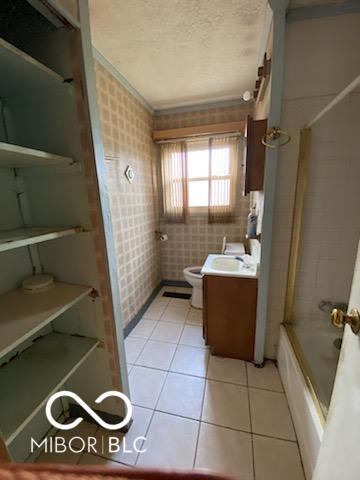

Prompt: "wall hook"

[261,127,291,148]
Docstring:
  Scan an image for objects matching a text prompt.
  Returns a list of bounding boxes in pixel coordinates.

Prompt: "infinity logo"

[46,391,133,431]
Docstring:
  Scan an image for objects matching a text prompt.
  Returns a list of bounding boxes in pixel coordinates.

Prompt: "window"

[187,142,231,208]
[161,136,240,223]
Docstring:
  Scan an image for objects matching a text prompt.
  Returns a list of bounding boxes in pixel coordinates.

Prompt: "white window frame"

[186,140,232,214]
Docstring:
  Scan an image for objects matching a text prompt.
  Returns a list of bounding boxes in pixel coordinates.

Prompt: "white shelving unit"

[0,37,66,97]
[0,1,126,462]
[0,333,99,445]
[0,227,81,253]
[0,282,92,359]
[0,142,73,168]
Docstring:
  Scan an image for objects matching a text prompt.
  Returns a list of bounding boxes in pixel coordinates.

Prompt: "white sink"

[211,257,243,272]
[201,254,258,278]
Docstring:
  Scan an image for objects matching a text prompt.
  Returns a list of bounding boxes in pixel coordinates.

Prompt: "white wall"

[265,12,360,359]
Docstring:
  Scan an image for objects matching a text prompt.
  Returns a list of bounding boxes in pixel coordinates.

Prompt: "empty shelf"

[0,282,93,359]
[0,332,99,444]
[0,37,66,97]
[0,226,82,253]
[0,142,73,168]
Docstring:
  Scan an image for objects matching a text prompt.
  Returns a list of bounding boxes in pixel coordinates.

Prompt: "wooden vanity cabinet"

[244,115,267,194]
[203,275,257,361]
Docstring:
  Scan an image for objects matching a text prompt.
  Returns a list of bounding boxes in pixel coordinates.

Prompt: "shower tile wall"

[293,97,360,325]
[95,61,161,328]
[154,105,252,280]
[265,13,360,358]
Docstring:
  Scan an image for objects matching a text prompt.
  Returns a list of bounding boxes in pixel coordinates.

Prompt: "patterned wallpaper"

[95,62,253,323]
[154,105,252,280]
[95,61,161,328]
[154,104,251,129]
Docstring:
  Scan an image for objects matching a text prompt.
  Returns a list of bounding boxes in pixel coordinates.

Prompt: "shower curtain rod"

[306,74,360,128]
[155,132,243,144]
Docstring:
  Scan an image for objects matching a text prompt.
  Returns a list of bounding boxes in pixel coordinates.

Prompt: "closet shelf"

[0,37,67,98]
[0,226,82,253]
[0,282,93,359]
[0,333,99,445]
[0,142,73,168]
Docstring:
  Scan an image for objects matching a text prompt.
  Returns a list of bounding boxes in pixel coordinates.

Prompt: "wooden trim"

[254,53,271,102]
[152,121,245,141]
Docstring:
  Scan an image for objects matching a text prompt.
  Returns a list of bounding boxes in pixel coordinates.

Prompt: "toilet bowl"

[183,266,203,309]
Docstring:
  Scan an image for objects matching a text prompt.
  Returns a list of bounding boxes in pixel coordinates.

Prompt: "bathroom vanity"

[202,253,259,361]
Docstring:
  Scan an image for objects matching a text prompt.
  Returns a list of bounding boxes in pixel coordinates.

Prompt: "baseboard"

[123,283,163,337]
[162,279,191,287]
[277,326,323,480]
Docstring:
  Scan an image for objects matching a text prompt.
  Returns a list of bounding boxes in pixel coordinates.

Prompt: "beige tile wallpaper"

[154,105,252,280]
[154,104,250,129]
[95,61,161,328]
[94,61,254,325]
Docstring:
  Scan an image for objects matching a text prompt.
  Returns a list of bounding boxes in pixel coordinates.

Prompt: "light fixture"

[242,90,253,102]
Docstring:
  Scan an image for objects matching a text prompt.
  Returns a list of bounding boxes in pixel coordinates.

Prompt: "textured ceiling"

[89,0,267,109]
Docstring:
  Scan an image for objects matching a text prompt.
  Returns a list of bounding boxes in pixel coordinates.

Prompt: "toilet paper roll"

[159,234,168,242]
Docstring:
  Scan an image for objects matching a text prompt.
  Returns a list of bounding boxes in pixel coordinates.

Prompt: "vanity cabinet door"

[244,115,267,194]
[203,275,257,361]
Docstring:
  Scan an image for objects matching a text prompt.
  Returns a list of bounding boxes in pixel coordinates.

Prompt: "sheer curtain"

[160,136,239,223]
[160,141,188,223]
[208,136,239,223]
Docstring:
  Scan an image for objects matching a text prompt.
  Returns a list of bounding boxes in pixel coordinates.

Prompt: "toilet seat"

[184,266,203,279]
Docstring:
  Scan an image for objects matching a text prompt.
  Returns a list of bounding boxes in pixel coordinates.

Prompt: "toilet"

[184,242,246,309]
[183,266,203,309]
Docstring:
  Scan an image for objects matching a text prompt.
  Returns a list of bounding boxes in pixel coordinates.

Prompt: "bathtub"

[278,325,326,480]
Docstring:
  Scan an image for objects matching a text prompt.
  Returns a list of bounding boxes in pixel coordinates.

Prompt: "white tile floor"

[37,287,304,480]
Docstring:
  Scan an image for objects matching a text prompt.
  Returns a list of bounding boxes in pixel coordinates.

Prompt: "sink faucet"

[221,236,226,254]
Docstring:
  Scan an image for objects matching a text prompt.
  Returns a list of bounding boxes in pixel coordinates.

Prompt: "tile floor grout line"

[251,431,300,444]
[149,319,187,344]
[127,320,157,365]
[245,361,256,480]
[127,299,303,475]
[135,344,177,466]
[133,333,281,378]
[133,303,191,466]
[130,340,286,393]
[192,348,210,469]
[152,404,203,423]
[129,317,159,339]
[134,316,189,370]
[134,404,157,466]
[198,419,299,443]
